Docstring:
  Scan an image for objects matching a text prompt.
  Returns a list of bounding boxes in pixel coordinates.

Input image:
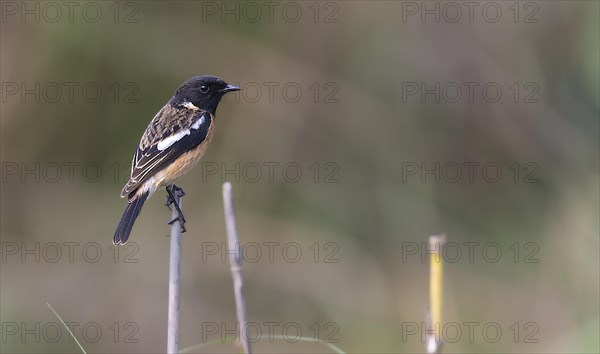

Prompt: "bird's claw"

[165,184,187,233]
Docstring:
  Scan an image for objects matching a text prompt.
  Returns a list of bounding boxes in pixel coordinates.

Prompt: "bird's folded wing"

[121,105,212,198]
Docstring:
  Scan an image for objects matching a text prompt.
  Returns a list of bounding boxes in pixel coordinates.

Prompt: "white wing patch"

[156,115,206,151]
[157,129,190,151]
[191,115,205,129]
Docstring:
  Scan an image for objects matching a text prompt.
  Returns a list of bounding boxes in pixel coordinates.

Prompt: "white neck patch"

[182,101,199,110]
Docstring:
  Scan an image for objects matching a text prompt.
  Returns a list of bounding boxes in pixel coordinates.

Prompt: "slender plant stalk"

[222,182,252,354]
[47,303,87,354]
[179,335,346,354]
[427,234,446,354]
[167,191,184,354]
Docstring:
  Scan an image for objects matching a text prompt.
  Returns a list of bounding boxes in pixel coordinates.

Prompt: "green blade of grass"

[180,334,346,354]
[46,302,87,354]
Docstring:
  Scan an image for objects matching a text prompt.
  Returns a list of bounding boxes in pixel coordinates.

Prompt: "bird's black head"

[171,75,240,115]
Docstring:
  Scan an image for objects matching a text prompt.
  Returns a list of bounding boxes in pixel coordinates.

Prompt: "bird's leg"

[166,184,187,233]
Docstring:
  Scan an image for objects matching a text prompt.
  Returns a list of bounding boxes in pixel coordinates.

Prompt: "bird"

[113,75,240,245]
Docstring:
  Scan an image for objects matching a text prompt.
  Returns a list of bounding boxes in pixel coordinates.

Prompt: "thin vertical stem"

[427,234,446,354]
[222,182,252,354]
[167,190,183,354]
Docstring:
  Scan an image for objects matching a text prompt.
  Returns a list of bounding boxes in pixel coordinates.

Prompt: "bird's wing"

[120,104,212,198]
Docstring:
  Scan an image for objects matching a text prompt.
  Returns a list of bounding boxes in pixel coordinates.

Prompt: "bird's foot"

[166,184,187,233]
[165,185,186,207]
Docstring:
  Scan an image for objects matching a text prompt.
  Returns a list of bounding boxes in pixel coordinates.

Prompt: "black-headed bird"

[114,76,240,245]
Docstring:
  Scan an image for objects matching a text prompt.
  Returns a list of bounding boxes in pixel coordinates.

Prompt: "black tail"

[113,192,149,245]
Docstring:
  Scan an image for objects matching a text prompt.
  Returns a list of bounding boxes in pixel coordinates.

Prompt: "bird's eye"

[199,85,209,93]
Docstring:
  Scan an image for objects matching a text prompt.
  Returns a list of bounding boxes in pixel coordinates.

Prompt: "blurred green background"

[1,1,598,353]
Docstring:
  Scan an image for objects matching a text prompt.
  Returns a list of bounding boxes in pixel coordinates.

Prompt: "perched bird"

[114,76,240,245]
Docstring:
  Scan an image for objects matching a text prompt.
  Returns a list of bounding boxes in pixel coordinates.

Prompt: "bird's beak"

[220,84,241,93]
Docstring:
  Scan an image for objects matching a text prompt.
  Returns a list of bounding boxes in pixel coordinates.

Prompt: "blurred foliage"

[1,1,598,353]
